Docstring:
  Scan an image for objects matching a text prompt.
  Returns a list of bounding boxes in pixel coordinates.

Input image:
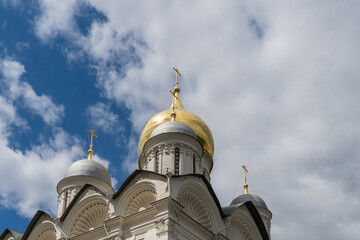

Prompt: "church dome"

[230,194,268,209]
[139,85,214,157]
[150,121,198,139]
[63,159,112,186]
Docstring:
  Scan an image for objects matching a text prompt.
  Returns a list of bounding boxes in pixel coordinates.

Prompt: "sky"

[0,0,359,239]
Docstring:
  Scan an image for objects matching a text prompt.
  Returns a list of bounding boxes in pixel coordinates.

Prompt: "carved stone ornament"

[226,217,254,240]
[156,219,166,232]
[84,188,98,197]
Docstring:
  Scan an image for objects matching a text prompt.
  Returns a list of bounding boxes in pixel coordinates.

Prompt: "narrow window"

[63,191,68,213]
[174,148,180,175]
[193,155,196,174]
[156,151,160,173]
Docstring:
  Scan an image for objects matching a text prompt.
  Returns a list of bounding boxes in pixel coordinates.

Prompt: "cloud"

[0,58,80,217]
[0,95,27,137]
[0,0,21,8]
[34,0,79,42]
[30,1,360,239]
[0,57,118,218]
[86,102,121,133]
[0,128,83,217]
[15,42,30,52]
[0,58,65,125]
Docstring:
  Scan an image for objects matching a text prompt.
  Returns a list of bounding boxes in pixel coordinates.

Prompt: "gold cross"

[173,67,181,87]
[169,89,179,100]
[87,129,98,160]
[242,165,249,194]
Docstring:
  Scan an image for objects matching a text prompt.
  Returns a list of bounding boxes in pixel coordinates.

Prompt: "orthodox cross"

[169,67,181,99]
[242,165,249,194]
[173,67,181,87]
[87,129,98,160]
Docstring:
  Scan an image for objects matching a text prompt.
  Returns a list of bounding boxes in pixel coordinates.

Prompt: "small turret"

[56,130,114,217]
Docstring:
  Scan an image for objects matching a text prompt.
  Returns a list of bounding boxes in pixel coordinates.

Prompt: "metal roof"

[230,194,268,209]
[149,121,197,139]
[63,159,111,185]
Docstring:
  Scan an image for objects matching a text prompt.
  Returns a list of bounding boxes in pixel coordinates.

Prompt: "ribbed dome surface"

[150,121,197,139]
[63,159,111,186]
[231,194,268,209]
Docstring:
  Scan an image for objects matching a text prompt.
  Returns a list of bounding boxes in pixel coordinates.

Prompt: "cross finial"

[242,165,249,194]
[87,129,98,160]
[173,67,181,88]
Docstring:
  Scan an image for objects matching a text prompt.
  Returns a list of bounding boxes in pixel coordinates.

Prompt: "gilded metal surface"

[138,108,214,156]
[242,165,249,194]
[138,72,214,156]
[87,129,97,160]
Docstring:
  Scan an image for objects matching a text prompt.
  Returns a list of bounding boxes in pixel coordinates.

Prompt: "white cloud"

[87,102,121,133]
[31,1,360,239]
[0,128,83,217]
[0,57,118,218]
[0,58,65,125]
[35,0,79,42]
[0,58,80,217]
[0,95,27,137]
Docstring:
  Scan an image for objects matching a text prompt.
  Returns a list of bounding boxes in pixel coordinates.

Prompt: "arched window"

[193,155,196,174]
[174,148,180,175]
[156,151,160,173]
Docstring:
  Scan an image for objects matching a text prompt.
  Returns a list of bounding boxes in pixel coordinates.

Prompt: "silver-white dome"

[150,121,197,139]
[231,194,268,209]
[63,159,111,186]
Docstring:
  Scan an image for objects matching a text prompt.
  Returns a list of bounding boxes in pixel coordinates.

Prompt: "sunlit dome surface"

[150,121,198,139]
[138,85,214,156]
[63,159,112,186]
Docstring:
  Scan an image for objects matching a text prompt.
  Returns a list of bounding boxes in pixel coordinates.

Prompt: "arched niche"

[114,180,158,216]
[60,186,108,237]
[70,201,107,237]
[175,178,223,232]
[125,189,157,216]
[177,189,213,230]
[27,222,56,240]
[225,206,262,240]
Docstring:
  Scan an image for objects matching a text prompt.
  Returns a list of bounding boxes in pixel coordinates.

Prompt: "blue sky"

[0,1,133,232]
[1,1,360,239]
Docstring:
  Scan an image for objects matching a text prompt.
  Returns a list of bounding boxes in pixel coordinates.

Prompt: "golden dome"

[138,85,214,157]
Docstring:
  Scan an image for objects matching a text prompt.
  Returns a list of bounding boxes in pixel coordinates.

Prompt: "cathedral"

[1,69,272,240]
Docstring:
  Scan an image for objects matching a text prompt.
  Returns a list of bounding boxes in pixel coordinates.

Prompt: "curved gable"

[173,175,224,231]
[177,188,213,230]
[125,189,157,216]
[223,202,269,240]
[113,170,167,216]
[59,184,108,237]
[70,202,107,237]
[0,229,23,240]
[22,211,56,240]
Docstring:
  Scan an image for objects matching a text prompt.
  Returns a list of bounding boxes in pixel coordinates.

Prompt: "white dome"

[63,159,111,186]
